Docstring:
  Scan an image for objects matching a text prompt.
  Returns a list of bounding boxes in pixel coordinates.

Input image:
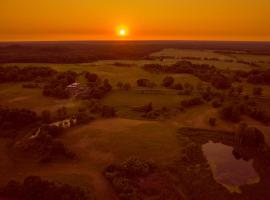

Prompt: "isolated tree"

[211,74,231,90]
[162,76,174,87]
[85,72,98,82]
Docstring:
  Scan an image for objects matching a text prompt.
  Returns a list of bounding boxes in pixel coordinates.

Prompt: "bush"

[180,97,203,108]
[116,81,124,89]
[211,74,231,90]
[162,76,174,87]
[253,87,263,96]
[85,72,98,82]
[208,117,217,126]
[235,124,265,147]
[137,79,150,87]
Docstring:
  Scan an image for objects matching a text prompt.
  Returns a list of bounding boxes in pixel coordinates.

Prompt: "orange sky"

[1,0,270,41]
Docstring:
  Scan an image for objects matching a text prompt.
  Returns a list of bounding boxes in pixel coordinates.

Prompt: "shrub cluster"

[220,100,270,123]
[104,157,155,199]
[43,71,77,99]
[137,79,156,88]
[235,123,265,147]
[0,107,38,131]
[0,176,93,200]
[79,77,112,99]
[162,76,174,87]
[16,130,75,163]
[143,61,232,90]
[116,81,131,90]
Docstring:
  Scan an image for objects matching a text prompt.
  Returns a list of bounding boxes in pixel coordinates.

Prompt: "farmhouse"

[66,82,85,96]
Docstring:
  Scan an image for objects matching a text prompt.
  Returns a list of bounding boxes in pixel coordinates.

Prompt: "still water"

[202,141,260,193]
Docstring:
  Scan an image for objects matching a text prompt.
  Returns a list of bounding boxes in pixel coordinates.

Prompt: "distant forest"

[0,41,270,63]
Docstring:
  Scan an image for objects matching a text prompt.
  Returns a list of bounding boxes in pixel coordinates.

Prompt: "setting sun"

[116,26,128,38]
[119,29,126,36]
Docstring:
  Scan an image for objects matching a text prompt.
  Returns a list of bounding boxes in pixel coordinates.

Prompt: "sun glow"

[119,29,126,36]
[116,26,128,38]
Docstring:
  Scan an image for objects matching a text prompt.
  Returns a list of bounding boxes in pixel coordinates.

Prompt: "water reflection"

[202,141,260,193]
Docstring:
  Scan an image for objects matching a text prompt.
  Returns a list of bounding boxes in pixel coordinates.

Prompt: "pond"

[202,141,260,193]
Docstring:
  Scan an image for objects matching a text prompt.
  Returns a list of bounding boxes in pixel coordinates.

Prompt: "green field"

[1,48,270,200]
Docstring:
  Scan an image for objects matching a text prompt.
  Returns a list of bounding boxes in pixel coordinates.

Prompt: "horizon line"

[1,39,270,43]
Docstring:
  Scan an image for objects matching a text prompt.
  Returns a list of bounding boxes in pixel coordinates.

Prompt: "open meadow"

[0,45,270,200]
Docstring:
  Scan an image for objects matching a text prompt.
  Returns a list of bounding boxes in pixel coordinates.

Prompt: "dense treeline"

[0,66,56,83]
[143,61,232,89]
[43,71,77,98]
[1,41,270,63]
[0,176,93,200]
[0,43,162,63]
[0,107,38,130]
[219,99,270,124]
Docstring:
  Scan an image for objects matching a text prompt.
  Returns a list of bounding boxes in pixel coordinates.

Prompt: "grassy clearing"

[1,49,270,199]
[150,48,231,59]
[64,118,181,165]
[150,48,270,71]
[0,83,79,113]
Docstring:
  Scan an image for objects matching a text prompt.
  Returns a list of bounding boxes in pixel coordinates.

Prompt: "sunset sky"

[1,0,270,41]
